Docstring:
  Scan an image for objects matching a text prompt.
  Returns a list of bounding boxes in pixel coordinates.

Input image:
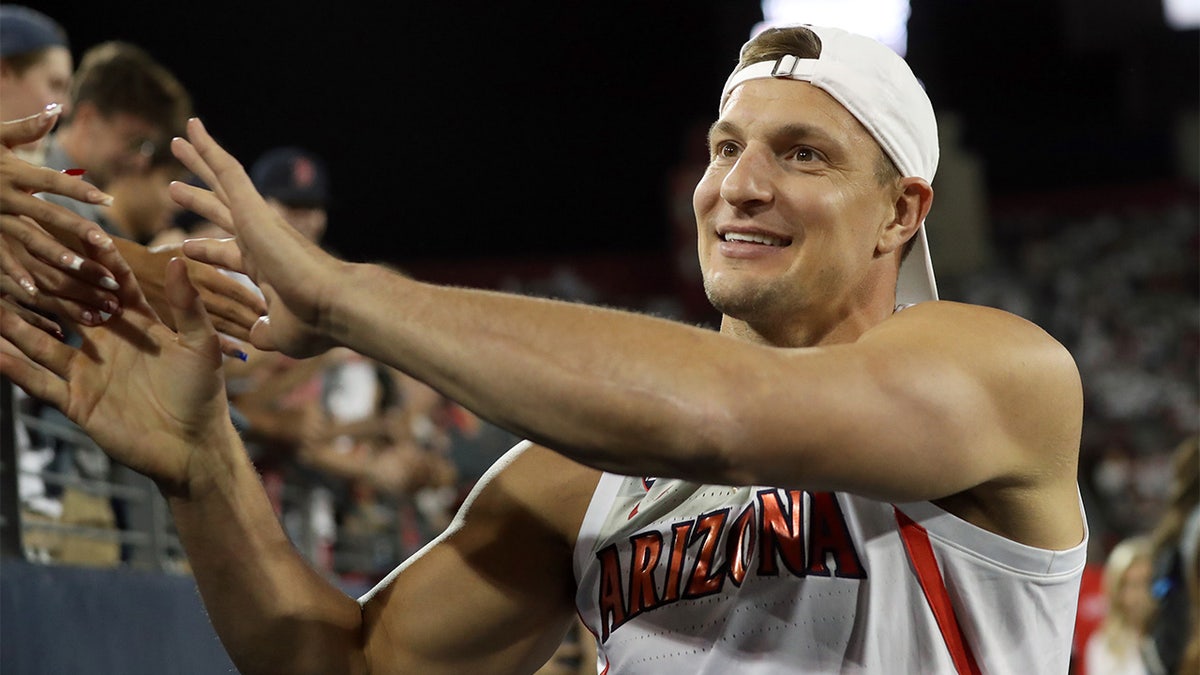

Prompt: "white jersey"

[573,472,1087,674]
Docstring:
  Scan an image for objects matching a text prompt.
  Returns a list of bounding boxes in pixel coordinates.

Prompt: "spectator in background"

[0,5,71,162]
[251,145,330,244]
[102,143,190,245]
[298,356,458,582]
[1146,435,1200,675]
[300,362,458,501]
[40,40,191,228]
[1084,536,1159,674]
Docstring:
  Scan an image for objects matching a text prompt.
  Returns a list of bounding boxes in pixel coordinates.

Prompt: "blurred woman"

[1085,536,1160,674]
[0,6,71,161]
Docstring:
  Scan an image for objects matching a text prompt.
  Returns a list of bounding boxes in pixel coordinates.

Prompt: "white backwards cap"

[720,24,940,305]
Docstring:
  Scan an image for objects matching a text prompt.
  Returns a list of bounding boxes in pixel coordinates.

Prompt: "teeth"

[724,232,786,246]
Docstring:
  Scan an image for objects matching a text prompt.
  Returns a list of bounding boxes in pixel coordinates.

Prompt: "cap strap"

[720,57,820,111]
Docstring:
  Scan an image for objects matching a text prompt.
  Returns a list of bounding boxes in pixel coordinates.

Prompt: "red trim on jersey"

[894,507,982,675]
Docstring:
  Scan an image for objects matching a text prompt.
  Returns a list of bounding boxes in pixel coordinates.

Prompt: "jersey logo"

[596,489,865,642]
[627,477,659,519]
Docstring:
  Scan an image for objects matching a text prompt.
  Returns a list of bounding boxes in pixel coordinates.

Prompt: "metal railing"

[2,382,186,571]
[1,377,400,583]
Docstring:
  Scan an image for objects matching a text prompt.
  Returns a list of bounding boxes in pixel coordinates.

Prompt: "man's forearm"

[324,263,742,481]
[166,425,367,675]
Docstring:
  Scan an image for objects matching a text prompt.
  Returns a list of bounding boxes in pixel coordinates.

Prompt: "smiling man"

[1,23,1087,675]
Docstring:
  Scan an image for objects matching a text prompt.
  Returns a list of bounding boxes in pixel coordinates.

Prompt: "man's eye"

[793,147,819,162]
[714,142,739,158]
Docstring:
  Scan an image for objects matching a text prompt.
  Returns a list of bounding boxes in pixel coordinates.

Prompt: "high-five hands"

[0,253,233,497]
[169,118,345,358]
[0,109,268,347]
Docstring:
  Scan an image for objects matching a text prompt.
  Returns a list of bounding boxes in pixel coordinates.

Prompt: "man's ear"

[878,177,933,255]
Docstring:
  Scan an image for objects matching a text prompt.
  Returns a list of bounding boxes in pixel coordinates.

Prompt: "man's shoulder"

[894,298,1039,325]
[873,299,1082,417]
[885,300,1072,357]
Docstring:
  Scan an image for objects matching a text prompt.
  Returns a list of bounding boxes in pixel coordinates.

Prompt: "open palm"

[1,258,233,494]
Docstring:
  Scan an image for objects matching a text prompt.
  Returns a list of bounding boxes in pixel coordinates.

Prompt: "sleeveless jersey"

[573,471,1087,674]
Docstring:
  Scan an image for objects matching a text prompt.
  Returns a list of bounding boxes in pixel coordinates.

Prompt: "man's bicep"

[727,304,1073,501]
[806,303,1079,499]
[359,444,593,674]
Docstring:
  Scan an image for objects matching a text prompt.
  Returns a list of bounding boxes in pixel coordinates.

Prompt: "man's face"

[692,78,898,329]
[73,104,163,187]
[0,46,73,122]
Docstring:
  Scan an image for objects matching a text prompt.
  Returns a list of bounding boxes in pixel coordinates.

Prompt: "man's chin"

[704,280,771,322]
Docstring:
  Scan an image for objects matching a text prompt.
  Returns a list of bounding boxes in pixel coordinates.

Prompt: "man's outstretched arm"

[0,254,585,675]
[172,117,1082,518]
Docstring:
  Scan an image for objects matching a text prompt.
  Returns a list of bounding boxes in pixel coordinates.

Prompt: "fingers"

[0,304,71,411]
[0,187,113,246]
[0,234,38,297]
[217,335,250,362]
[0,275,111,327]
[0,162,114,211]
[248,314,278,353]
[164,256,218,353]
[183,256,266,340]
[0,104,63,148]
[0,296,64,339]
[3,240,120,321]
[0,340,61,408]
[0,122,122,301]
[181,119,279,241]
[167,179,234,234]
[181,119,246,198]
[0,218,119,292]
[169,134,231,208]
[181,237,248,275]
[100,237,155,321]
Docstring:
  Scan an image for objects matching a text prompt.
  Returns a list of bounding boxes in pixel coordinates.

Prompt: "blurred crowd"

[942,196,1198,552]
[2,5,520,592]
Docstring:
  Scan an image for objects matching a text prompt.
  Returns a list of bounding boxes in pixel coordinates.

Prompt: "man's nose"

[719,144,775,209]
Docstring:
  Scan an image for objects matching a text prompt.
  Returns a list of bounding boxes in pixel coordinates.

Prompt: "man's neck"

[720,296,897,348]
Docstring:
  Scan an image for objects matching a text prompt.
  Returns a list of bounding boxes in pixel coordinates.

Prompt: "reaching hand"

[0,253,234,496]
[0,107,128,324]
[168,118,344,358]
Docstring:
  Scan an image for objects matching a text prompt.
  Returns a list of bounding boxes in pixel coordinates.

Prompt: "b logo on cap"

[292,157,316,188]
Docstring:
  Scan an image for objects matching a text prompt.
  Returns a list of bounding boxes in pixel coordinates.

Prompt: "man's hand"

[0,253,233,496]
[168,118,345,358]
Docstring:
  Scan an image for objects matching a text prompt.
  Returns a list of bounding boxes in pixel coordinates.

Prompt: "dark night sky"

[32,1,1200,272]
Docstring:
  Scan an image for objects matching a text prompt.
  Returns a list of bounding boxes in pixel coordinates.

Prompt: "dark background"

[32,0,1200,269]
